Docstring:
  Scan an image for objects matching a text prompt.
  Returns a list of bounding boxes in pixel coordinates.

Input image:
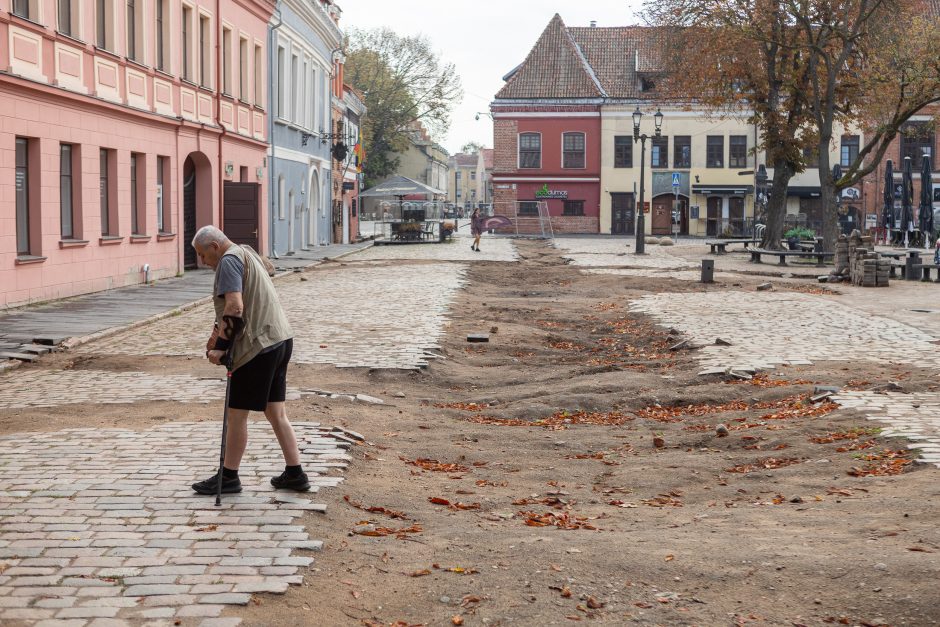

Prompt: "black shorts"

[229,339,293,411]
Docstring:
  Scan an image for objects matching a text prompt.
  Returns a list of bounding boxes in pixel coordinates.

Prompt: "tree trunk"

[761,161,795,250]
[816,141,840,250]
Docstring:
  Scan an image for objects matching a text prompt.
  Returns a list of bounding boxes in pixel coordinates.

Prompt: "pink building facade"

[1,0,275,309]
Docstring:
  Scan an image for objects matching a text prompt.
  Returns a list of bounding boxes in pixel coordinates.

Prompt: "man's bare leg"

[222,408,251,470]
[263,401,301,466]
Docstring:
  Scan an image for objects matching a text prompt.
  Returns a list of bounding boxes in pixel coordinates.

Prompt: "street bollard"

[701,259,715,283]
[906,251,922,281]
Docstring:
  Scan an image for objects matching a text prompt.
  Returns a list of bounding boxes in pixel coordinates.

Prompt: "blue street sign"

[672,172,680,187]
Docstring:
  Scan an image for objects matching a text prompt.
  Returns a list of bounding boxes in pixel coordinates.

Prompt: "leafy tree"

[645,0,815,249]
[791,0,940,246]
[460,141,485,154]
[645,0,940,248]
[345,28,463,187]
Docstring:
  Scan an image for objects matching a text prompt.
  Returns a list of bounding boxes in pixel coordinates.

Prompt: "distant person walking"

[190,225,310,496]
[470,207,483,252]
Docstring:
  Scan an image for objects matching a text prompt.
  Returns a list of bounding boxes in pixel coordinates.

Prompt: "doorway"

[706,197,722,237]
[182,157,197,269]
[728,197,745,236]
[610,193,635,235]
[223,182,259,251]
[651,195,673,235]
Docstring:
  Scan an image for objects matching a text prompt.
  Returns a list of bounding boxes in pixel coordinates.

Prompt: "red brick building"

[490,15,604,234]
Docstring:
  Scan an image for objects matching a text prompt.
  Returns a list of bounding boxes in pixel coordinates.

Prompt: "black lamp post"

[633,107,663,254]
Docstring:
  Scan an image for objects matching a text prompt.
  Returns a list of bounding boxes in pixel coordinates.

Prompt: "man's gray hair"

[191,225,229,249]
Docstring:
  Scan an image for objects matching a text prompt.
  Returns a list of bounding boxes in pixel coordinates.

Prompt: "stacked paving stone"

[831,231,889,286]
[0,422,349,625]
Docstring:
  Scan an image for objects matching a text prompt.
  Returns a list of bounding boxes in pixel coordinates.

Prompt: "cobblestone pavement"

[0,370,223,409]
[583,268,735,282]
[0,421,347,626]
[630,291,940,371]
[629,290,940,465]
[834,392,940,468]
[77,264,468,369]
[553,238,696,271]
[350,236,518,262]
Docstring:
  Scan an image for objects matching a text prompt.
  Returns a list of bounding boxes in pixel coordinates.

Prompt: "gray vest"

[213,245,293,371]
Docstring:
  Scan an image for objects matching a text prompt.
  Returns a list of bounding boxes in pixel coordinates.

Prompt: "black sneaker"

[192,473,242,495]
[270,471,311,491]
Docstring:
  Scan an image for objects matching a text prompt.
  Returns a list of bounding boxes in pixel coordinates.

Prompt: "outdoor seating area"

[706,238,759,254]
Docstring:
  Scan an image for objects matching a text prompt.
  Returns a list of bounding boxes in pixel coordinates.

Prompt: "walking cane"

[215,347,235,507]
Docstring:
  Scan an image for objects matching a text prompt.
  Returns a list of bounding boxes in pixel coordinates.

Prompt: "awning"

[692,184,753,196]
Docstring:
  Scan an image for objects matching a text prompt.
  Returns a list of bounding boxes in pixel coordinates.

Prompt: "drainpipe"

[215,0,227,232]
[268,4,284,257]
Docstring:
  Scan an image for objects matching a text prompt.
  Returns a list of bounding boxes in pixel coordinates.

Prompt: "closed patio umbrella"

[902,156,914,248]
[882,159,895,241]
[920,155,934,248]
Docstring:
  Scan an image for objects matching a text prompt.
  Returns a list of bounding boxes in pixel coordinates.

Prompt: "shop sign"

[535,183,568,199]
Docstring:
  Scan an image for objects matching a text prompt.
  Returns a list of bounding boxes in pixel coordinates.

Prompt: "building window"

[277,46,286,118]
[278,176,286,220]
[614,136,632,168]
[563,132,586,169]
[59,0,80,36]
[729,136,748,168]
[157,156,168,233]
[13,0,39,20]
[100,149,113,236]
[519,133,541,169]
[471,171,476,181]
[291,54,300,122]
[181,6,192,80]
[60,144,75,239]
[900,122,934,169]
[674,136,691,168]
[706,136,724,168]
[97,0,114,50]
[254,44,264,107]
[519,201,539,216]
[131,152,143,235]
[199,14,211,88]
[563,200,585,216]
[455,171,461,181]
[126,0,138,60]
[221,27,232,94]
[840,135,859,168]
[239,37,249,101]
[299,58,307,125]
[651,136,668,168]
[15,138,31,255]
[155,0,167,71]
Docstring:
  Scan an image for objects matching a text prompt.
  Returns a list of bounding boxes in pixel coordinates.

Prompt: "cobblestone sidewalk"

[350,237,518,262]
[833,392,940,468]
[0,421,349,626]
[77,264,468,370]
[553,238,697,271]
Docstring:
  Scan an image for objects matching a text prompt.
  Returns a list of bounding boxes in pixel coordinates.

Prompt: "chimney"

[590,20,597,27]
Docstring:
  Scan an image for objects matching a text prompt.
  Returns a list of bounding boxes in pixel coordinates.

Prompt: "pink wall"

[513,116,602,176]
[1,1,274,309]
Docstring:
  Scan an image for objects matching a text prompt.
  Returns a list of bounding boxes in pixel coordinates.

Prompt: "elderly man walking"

[190,225,309,495]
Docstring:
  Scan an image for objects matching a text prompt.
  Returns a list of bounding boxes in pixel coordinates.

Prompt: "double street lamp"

[633,107,663,254]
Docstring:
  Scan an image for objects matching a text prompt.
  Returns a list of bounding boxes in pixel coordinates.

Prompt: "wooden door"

[183,157,197,269]
[652,196,672,235]
[611,193,635,235]
[706,197,722,237]
[223,182,259,251]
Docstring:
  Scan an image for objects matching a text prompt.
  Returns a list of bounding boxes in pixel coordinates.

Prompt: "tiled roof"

[495,16,668,101]
[451,153,479,168]
[495,14,605,99]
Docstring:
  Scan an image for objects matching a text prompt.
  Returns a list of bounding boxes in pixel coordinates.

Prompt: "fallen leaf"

[451,617,464,626]
[634,602,653,608]
[409,569,431,577]
[908,546,934,553]
[429,497,452,507]
[586,596,604,609]
[550,563,563,572]
[351,590,361,599]
[665,554,674,562]
[344,495,409,520]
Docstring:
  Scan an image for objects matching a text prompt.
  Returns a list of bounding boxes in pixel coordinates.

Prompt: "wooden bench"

[707,239,758,254]
[749,248,834,266]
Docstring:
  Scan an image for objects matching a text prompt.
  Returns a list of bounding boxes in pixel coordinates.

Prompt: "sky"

[338,1,645,156]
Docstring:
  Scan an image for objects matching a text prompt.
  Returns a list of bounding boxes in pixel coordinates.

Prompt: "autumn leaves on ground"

[237,241,939,627]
